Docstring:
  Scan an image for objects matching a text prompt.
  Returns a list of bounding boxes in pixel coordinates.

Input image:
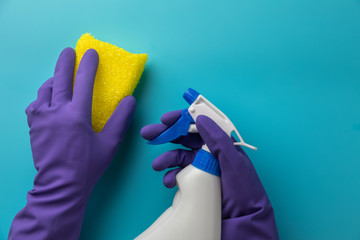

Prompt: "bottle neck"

[192,149,220,177]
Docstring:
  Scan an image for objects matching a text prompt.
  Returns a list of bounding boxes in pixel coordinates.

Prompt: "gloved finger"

[141,110,203,148]
[25,100,37,116]
[198,115,261,184]
[160,110,182,125]
[141,124,203,149]
[52,48,75,106]
[172,134,203,149]
[25,78,53,127]
[25,78,54,114]
[101,96,136,142]
[36,78,53,108]
[163,168,182,188]
[152,149,196,171]
[72,49,99,113]
[140,110,182,140]
[196,115,239,166]
[232,136,250,157]
[25,100,38,127]
[140,123,168,140]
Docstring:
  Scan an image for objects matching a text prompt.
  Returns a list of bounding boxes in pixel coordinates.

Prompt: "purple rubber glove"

[141,110,279,240]
[9,48,136,240]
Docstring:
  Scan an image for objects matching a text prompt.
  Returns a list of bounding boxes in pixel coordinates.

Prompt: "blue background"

[0,0,359,239]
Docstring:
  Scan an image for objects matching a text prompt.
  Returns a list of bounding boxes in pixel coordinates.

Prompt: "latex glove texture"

[9,48,136,240]
[141,110,279,240]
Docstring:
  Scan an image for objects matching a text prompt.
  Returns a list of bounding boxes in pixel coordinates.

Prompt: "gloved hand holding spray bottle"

[137,89,278,239]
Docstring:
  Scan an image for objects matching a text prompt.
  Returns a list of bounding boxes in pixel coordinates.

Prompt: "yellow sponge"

[74,33,147,132]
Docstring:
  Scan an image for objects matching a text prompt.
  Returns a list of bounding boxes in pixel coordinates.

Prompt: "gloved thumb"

[196,115,238,163]
[196,115,263,189]
[101,96,136,144]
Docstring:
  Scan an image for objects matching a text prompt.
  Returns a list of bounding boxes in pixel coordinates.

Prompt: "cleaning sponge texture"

[74,33,147,132]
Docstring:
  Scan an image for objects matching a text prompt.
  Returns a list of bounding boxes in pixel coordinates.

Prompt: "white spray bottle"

[135,88,256,240]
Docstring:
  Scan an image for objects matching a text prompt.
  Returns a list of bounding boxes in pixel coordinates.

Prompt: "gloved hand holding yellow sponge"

[8,34,147,240]
[74,33,148,132]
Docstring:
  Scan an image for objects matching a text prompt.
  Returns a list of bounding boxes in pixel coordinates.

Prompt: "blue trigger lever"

[148,109,195,145]
[148,88,201,145]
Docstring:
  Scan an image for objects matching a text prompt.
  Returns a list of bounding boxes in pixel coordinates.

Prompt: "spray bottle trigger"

[148,109,194,145]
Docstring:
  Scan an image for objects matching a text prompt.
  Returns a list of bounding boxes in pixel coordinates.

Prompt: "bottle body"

[135,164,221,240]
